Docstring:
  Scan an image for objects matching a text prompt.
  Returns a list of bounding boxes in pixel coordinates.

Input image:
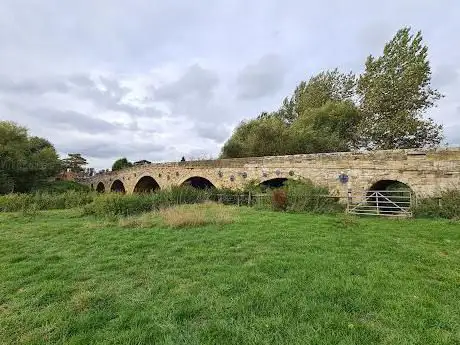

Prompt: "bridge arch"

[368,179,412,192]
[133,175,161,193]
[366,177,413,194]
[110,179,126,193]
[366,179,414,213]
[96,182,105,193]
[180,176,216,189]
[259,177,289,189]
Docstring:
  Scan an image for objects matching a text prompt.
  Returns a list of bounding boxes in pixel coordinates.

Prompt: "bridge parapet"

[82,148,460,197]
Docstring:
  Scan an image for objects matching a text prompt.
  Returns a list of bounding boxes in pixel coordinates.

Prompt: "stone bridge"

[82,148,460,198]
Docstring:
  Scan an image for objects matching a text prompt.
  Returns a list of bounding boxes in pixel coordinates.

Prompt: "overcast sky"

[1,0,459,169]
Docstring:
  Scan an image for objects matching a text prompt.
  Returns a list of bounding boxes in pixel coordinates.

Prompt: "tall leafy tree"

[221,117,290,158]
[62,153,88,173]
[0,121,61,193]
[289,101,362,154]
[221,69,359,158]
[357,27,443,149]
[112,157,133,171]
[277,69,356,124]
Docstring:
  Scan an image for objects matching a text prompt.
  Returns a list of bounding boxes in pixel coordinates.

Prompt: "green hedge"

[0,191,95,212]
[281,180,344,214]
[414,190,460,219]
[83,186,213,217]
[0,181,344,216]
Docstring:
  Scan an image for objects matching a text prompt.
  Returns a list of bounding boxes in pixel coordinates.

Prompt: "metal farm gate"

[346,189,414,217]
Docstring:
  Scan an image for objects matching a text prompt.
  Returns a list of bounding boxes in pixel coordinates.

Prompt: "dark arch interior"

[134,176,160,193]
[96,182,105,193]
[182,177,215,189]
[367,180,412,214]
[110,180,126,193]
[369,180,411,192]
[260,178,288,189]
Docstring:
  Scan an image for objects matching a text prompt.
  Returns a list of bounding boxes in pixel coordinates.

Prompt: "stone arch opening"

[96,182,105,193]
[369,180,411,192]
[134,176,160,193]
[260,178,288,189]
[367,180,413,214]
[110,180,126,193]
[181,176,215,189]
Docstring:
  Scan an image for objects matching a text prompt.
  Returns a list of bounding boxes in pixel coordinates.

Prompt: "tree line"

[220,27,444,158]
[0,121,90,194]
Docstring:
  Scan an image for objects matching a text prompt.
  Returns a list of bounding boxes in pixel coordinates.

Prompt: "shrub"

[282,180,343,214]
[83,193,154,217]
[272,189,288,211]
[156,186,211,206]
[414,190,460,219]
[32,181,90,193]
[0,191,94,212]
[83,186,214,218]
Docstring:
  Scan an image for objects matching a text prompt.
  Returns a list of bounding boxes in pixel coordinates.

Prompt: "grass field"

[1,207,459,344]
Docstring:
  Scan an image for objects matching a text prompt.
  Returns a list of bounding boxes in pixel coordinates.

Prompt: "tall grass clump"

[414,189,460,219]
[159,202,235,228]
[152,186,212,208]
[0,191,94,212]
[83,186,214,217]
[83,193,155,217]
[274,180,344,214]
[119,202,236,229]
[32,180,90,193]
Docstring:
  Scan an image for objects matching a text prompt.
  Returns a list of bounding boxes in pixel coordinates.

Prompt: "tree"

[62,153,88,173]
[0,172,14,194]
[221,117,291,158]
[112,157,133,171]
[220,69,359,158]
[0,121,61,193]
[357,27,443,149]
[289,101,362,154]
[277,69,356,124]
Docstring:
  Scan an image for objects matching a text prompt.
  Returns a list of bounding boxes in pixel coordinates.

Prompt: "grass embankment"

[1,207,459,344]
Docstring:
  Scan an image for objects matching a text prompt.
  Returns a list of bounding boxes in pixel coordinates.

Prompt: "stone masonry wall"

[82,148,460,198]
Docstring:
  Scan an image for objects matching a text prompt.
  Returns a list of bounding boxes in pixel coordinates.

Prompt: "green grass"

[1,208,459,344]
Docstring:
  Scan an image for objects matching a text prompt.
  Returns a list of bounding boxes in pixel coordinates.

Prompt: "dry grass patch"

[119,202,237,229]
[159,202,236,228]
[118,212,162,228]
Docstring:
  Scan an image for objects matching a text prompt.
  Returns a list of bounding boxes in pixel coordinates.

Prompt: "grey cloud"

[433,65,459,88]
[357,22,395,52]
[445,123,460,146]
[31,108,119,134]
[63,140,167,160]
[194,122,230,143]
[185,148,217,160]
[0,74,163,118]
[0,76,69,94]
[68,75,164,118]
[154,64,219,102]
[236,54,286,100]
[67,74,95,88]
[152,64,230,124]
